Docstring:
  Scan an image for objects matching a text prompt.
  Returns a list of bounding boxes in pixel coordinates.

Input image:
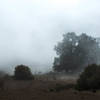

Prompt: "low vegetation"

[76,64,100,91]
[14,65,34,80]
[0,63,100,100]
[49,83,75,92]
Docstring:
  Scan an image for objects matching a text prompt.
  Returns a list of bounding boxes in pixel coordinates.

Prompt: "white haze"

[0,0,100,73]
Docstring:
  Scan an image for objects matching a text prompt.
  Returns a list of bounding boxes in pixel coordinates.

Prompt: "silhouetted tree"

[14,65,34,80]
[53,32,100,73]
[76,64,100,90]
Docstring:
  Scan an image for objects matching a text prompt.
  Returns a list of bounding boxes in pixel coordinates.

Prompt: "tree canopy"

[14,65,34,80]
[53,32,100,73]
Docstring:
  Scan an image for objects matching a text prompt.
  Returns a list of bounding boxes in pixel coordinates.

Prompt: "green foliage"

[76,64,100,90]
[53,32,100,73]
[14,65,34,80]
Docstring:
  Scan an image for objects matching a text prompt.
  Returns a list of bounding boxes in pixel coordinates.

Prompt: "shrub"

[14,65,34,80]
[76,64,100,91]
[0,71,6,90]
[0,78,4,90]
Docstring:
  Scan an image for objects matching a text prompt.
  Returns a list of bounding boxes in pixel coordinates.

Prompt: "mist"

[0,0,100,73]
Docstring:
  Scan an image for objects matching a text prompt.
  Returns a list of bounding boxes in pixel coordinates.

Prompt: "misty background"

[0,0,100,73]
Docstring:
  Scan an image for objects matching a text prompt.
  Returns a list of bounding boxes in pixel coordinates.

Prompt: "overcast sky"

[0,0,100,73]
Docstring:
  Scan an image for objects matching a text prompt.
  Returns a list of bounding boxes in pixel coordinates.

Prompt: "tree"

[14,65,34,80]
[76,64,100,90]
[53,32,100,73]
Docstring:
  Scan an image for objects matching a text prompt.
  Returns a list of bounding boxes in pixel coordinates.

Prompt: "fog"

[0,0,100,73]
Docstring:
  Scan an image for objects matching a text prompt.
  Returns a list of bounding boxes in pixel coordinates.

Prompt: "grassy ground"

[0,79,100,100]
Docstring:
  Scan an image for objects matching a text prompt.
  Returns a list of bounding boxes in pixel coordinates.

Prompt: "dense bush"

[0,71,6,90]
[14,65,34,80]
[0,71,11,90]
[76,64,100,91]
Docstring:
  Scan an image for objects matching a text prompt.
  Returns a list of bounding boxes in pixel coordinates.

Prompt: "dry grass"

[0,79,100,100]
